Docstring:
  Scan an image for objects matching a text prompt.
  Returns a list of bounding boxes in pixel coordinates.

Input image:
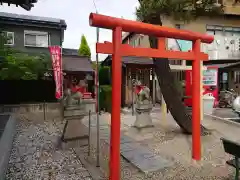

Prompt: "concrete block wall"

[0,115,17,180]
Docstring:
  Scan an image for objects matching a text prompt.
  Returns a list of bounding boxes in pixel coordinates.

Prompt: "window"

[135,38,139,47]
[130,38,137,47]
[234,71,240,84]
[129,35,142,47]
[24,30,49,47]
[206,25,240,36]
[138,37,141,46]
[1,31,14,45]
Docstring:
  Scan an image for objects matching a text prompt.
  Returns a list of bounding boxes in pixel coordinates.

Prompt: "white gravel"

[6,116,93,180]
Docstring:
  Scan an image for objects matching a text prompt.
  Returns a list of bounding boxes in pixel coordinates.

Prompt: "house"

[0,12,67,55]
[0,12,94,95]
[102,0,240,106]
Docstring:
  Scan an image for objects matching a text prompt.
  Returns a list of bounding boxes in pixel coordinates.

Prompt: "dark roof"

[122,56,153,64]
[0,12,67,29]
[102,55,153,66]
[219,61,240,70]
[62,48,78,56]
[62,55,94,72]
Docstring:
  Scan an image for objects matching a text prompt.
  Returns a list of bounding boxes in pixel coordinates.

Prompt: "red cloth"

[135,85,144,94]
[71,86,86,94]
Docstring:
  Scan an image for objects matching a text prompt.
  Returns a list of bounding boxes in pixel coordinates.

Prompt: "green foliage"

[100,85,112,112]
[0,52,51,80]
[98,66,111,112]
[99,66,111,85]
[136,0,223,23]
[176,80,185,97]
[78,35,91,58]
[0,31,51,80]
[91,61,97,70]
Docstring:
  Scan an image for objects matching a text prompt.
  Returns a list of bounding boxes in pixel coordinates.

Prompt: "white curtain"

[25,34,36,46]
[36,34,48,47]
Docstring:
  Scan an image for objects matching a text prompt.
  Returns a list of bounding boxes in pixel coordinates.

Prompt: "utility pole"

[92,0,100,168]
[96,20,100,168]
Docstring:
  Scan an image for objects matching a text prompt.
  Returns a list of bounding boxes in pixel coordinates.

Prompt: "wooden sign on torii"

[89,13,213,180]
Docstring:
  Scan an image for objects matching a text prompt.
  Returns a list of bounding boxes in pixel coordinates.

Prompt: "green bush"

[100,85,112,112]
[176,80,185,98]
[99,66,111,85]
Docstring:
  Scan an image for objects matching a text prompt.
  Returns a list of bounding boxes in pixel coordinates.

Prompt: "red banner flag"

[49,46,63,99]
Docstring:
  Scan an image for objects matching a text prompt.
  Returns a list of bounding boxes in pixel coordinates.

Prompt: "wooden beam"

[90,13,214,43]
[96,43,208,61]
[170,65,207,71]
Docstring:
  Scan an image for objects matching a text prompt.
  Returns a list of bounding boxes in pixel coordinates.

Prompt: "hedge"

[99,85,112,113]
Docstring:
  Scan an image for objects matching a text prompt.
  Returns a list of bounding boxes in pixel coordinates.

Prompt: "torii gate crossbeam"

[89,13,214,180]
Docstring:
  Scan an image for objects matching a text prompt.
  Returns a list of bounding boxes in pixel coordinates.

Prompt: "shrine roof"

[62,55,94,72]
[102,55,153,67]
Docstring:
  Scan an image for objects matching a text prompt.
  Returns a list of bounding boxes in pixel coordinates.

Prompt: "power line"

[92,0,98,13]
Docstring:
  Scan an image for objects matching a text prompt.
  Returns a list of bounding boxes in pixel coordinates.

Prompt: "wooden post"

[110,26,122,180]
[153,69,156,105]
[131,69,134,116]
[200,62,203,122]
[125,67,129,105]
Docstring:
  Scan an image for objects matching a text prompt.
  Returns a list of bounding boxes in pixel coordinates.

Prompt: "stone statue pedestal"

[82,99,96,113]
[134,101,153,129]
[66,91,83,106]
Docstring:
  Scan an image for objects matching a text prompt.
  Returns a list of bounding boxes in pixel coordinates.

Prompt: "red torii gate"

[89,13,214,180]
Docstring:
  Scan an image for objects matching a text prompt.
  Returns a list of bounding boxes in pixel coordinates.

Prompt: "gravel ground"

[6,115,93,180]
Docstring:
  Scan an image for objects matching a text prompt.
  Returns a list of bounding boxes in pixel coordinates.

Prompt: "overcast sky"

[0,0,139,61]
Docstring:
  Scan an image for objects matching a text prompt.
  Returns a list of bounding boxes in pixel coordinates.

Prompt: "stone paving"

[6,114,93,180]
[80,111,239,180]
[212,108,239,119]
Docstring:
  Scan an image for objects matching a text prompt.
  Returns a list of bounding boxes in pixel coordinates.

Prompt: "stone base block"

[134,110,153,129]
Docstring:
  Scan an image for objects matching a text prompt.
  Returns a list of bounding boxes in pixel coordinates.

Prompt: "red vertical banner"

[49,46,63,99]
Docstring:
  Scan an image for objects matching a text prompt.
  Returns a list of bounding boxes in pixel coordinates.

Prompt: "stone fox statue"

[133,79,151,104]
[64,88,83,105]
[63,79,85,106]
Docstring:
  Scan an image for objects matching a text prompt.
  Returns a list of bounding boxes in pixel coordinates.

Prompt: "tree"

[0,52,50,80]
[78,35,91,58]
[91,61,97,70]
[136,0,223,135]
[0,32,51,80]
[1,0,38,11]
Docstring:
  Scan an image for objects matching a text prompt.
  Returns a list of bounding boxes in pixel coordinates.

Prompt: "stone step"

[64,108,86,116]
[64,115,85,120]
[65,105,84,111]
[105,135,174,174]
[87,128,174,176]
